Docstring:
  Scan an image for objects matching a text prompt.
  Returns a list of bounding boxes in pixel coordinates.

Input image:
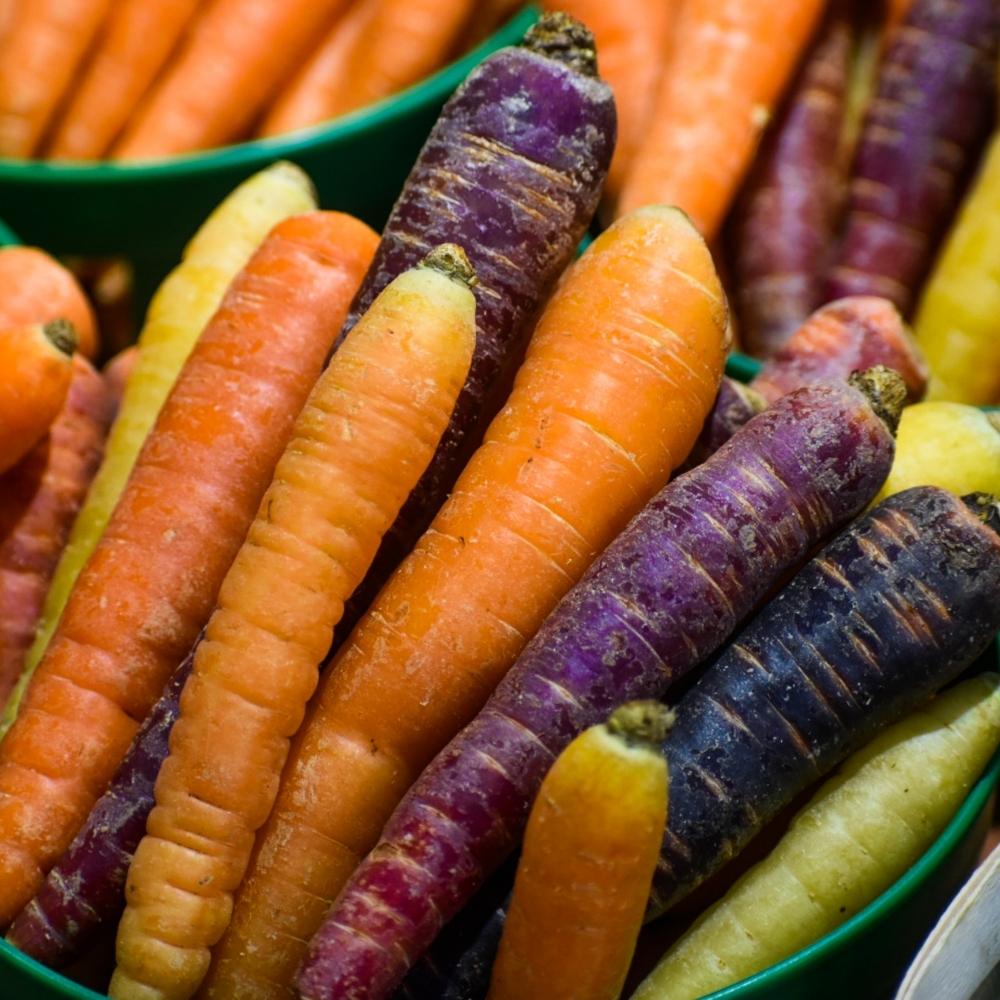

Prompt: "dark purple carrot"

[691,296,928,467]
[732,2,854,358]
[649,486,1000,915]
[823,0,997,315]
[6,648,192,966]
[295,369,905,1000]
[333,12,615,641]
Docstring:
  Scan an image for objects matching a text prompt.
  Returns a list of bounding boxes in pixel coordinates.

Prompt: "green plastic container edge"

[0,218,19,246]
[0,7,538,188]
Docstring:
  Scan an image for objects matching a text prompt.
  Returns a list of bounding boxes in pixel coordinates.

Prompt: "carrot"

[0,356,112,709]
[101,345,140,418]
[44,0,201,160]
[616,0,826,236]
[108,245,475,1000]
[312,0,478,121]
[487,702,672,1000]
[1,162,316,740]
[202,205,727,1000]
[456,0,523,48]
[0,247,98,358]
[540,0,675,202]
[0,211,378,929]
[112,0,352,159]
[258,1,376,138]
[0,0,112,157]
[0,321,77,474]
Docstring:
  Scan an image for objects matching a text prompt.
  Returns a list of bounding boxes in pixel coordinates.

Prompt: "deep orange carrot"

[109,245,477,1000]
[258,0,376,137]
[542,0,675,202]
[0,211,378,928]
[202,204,727,1000]
[0,321,76,474]
[0,356,112,709]
[319,0,478,120]
[111,0,351,159]
[0,0,112,157]
[456,0,522,48]
[45,0,200,160]
[617,0,826,235]
[487,702,672,1000]
[0,247,98,358]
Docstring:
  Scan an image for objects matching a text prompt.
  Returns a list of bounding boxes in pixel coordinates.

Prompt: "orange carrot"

[885,0,915,41]
[0,321,76,474]
[616,0,826,236]
[317,0,478,120]
[456,0,523,48]
[101,345,140,418]
[0,247,98,358]
[0,211,378,928]
[542,0,676,202]
[202,204,727,1000]
[487,702,672,1000]
[0,356,112,709]
[45,0,201,160]
[258,0,376,137]
[0,0,113,157]
[112,0,351,159]
[109,245,477,1000]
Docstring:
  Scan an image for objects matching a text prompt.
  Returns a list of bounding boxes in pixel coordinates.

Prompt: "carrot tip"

[849,366,906,434]
[963,493,1000,536]
[522,13,597,78]
[420,244,478,289]
[42,320,77,357]
[606,701,675,747]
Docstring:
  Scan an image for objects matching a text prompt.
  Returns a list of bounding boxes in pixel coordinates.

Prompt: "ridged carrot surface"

[203,204,727,1000]
[0,211,377,928]
[617,0,825,235]
[109,246,475,1000]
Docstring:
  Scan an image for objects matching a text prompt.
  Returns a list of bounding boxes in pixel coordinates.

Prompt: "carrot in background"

[45,0,201,160]
[0,357,112,709]
[0,211,378,927]
[112,0,351,159]
[542,0,675,203]
[203,204,727,1000]
[110,244,476,1000]
[2,162,315,740]
[488,702,672,1000]
[616,0,826,236]
[317,0,478,121]
[0,247,98,358]
[0,321,77,474]
[101,345,139,417]
[0,0,113,157]
[259,1,376,137]
[455,0,522,48]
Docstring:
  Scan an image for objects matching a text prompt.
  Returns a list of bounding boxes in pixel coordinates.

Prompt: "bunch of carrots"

[0,0,523,161]
[0,6,999,1000]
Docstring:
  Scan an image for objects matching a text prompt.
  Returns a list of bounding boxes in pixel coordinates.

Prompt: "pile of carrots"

[0,0,523,161]
[0,4,1000,1000]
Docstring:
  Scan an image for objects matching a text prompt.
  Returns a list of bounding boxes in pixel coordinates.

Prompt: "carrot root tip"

[522,13,597,78]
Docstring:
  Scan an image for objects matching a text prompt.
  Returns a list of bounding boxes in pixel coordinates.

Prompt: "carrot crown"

[521,13,598,78]
[963,493,1000,536]
[605,701,675,749]
[848,366,906,434]
[42,319,77,357]
[419,243,478,289]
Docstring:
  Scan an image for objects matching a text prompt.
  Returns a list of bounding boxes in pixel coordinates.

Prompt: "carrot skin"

[7,651,191,966]
[296,376,900,999]
[649,486,1000,915]
[0,357,112,709]
[329,16,614,639]
[733,4,854,358]
[679,377,766,473]
[101,346,139,419]
[824,0,997,314]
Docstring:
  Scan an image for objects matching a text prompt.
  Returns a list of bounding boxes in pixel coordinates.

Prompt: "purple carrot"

[295,369,905,1000]
[733,2,854,357]
[650,486,1000,915]
[691,296,927,467]
[824,0,997,315]
[6,648,193,967]
[332,12,616,641]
